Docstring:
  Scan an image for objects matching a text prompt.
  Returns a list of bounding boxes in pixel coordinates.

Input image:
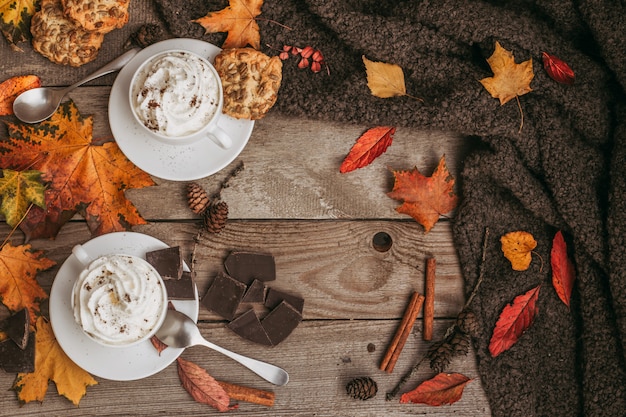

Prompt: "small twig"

[516,96,524,133]
[403,93,424,102]
[462,226,490,311]
[256,17,292,31]
[1,203,34,249]
[210,161,245,201]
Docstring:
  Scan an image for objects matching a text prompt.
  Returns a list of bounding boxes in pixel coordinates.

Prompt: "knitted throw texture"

[155,1,626,416]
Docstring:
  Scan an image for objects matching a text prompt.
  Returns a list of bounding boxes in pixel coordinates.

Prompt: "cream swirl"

[73,254,166,346]
[131,51,220,137]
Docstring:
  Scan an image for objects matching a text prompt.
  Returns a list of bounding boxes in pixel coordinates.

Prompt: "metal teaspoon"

[155,309,290,386]
[13,47,140,124]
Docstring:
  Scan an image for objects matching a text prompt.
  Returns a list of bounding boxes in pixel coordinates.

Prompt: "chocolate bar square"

[261,301,302,346]
[0,333,35,373]
[164,271,196,300]
[146,246,183,280]
[264,288,304,314]
[224,251,276,285]
[201,272,246,320]
[227,309,272,346]
[241,279,267,303]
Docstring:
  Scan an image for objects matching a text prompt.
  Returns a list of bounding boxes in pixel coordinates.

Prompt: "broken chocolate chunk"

[4,308,30,349]
[201,272,246,320]
[261,300,302,346]
[224,251,276,285]
[264,288,304,314]
[242,279,267,303]
[164,271,196,300]
[0,333,35,373]
[227,309,272,346]
[146,246,183,280]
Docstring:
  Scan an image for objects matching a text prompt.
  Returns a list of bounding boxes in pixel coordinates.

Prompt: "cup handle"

[208,125,233,149]
[72,244,92,266]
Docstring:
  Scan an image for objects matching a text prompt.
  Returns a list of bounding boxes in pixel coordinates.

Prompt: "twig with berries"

[270,44,330,75]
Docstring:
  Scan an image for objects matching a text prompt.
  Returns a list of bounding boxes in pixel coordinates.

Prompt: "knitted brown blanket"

[154,1,626,415]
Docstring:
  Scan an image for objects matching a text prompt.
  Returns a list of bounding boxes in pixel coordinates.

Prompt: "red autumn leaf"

[340,126,395,173]
[542,52,575,85]
[387,155,458,232]
[551,231,575,308]
[489,285,541,357]
[176,357,236,412]
[400,372,473,406]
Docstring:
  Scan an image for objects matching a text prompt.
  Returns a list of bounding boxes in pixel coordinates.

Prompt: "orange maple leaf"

[13,317,98,405]
[194,0,263,49]
[501,231,537,271]
[0,100,156,239]
[387,155,458,233]
[0,75,41,115]
[0,243,55,325]
[480,41,534,105]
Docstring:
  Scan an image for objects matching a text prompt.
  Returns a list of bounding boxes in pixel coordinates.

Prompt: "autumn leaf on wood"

[400,373,473,406]
[0,0,38,51]
[340,126,395,173]
[0,169,46,228]
[542,52,575,85]
[193,0,263,49]
[480,42,534,105]
[0,100,156,240]
[387,155,458,233]
[489,285,541,357]
[0,75,41,115]
[551,231,575,308]
[500,231,537,271]
[177,357,236,412]
[0,243,55,325]
[13,317,98,405]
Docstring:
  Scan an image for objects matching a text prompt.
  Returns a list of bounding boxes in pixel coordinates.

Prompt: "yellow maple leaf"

[0,169,46,228]
[193,0,263,49]
[0,0,38,51]
[13,317,98,406]
[480,42,534,105]
[501,231,537,271]
[363,55,406,98]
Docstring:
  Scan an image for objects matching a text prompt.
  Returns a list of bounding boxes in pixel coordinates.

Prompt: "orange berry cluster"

[279,45,326,73]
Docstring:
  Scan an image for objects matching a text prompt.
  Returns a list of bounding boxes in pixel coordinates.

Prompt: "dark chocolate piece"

[0,333,35,373]
[264,288,304,314]
[261,301,302,346]
[146,246,183,280]
[227,309,272,346]
[201,272,246,320]
[224,251,276,285]
[5,308,30,349]
[164,271,196,300]
[241,279,267,303]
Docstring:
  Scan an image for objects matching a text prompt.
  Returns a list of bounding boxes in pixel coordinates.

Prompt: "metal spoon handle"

[63,47,141,94]
[197,339,289,386]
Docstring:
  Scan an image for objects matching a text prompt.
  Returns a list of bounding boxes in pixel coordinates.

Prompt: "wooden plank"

[0,320,491,416]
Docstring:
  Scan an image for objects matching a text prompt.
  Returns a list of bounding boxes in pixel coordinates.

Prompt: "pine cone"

[346,377,378,401]
[427,329,471,373]
[456,309,479,337]
[187,182,210,214]
[203,201,228,233]
[125,23,165,48]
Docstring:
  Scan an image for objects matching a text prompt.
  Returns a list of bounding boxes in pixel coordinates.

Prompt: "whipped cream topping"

[73,254,166,346]
[131,51,220,137]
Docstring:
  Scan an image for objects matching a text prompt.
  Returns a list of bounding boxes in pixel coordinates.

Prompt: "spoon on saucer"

[13,47,141,124]
[155,309,289,386]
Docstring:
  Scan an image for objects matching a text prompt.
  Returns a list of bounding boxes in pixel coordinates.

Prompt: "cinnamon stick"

[423,258,436,340]
[379,291,424,373]
[218,381,275,407]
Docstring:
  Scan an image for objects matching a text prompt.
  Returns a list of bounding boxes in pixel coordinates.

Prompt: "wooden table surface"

[0,1,492,415]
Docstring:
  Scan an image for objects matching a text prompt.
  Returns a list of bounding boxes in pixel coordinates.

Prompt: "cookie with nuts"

[214,48,283,120]
[31,0,105,67]
[61,0,130,34]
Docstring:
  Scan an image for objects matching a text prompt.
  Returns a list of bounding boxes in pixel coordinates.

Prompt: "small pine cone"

[427,339,453,374]
[203,201,228,233]
[456,309,479,336]
[346,377,378,401]
[187,182,210,214]
[449,330,471,356]
[125,24,165,48]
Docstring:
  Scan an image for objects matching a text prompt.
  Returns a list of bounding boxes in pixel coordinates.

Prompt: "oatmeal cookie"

[214,48,283,120]
[31,0,104,67]
[61,0,130,34]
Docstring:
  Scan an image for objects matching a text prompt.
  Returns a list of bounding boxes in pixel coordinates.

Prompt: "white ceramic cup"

[71,244,168,348]
[128,49,232,149]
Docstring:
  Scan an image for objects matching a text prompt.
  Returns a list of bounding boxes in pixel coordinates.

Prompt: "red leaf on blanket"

[542,52,575,85]
[489,285,540,357]
[400,372,473,406]
[177,358,237,412]
[551,231,575,308]
[340,126,395,173]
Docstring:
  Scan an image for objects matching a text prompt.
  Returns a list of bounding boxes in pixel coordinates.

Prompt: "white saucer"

[108,39,254,181]
[49,232,199,381]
